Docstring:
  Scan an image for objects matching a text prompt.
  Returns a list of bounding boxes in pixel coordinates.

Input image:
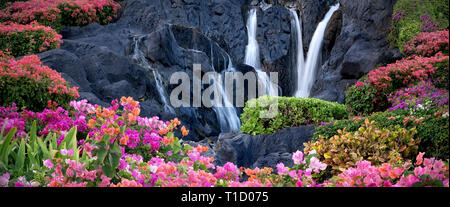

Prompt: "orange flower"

[195,145,208,153]
[102,127,115,135]
[127,113,136,123]
[181,126,189,137]
[171,118,181,128]
[96,107,102,117]
[120,135,129,146]
[102,108,115,117]
[88,119,96,128]
[163,136,174,145]
[159,128,169,135]
[132,107,140,116]
[49,180,59,187]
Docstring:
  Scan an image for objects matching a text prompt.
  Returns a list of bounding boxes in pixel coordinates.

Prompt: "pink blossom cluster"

[367,52,448,93]
[0,21,62,55]
[332,153,449,187]
[0,0,120,26]
[404,30,449,57]
[0,53,79,98]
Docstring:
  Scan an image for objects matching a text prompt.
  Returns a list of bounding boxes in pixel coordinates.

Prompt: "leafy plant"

[0,53,79,112]
[388,0,449,53]
[0,22,62,57]
[305,119,419,174]
[240,96,348,135]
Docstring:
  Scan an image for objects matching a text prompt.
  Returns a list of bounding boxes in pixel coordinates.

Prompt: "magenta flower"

[292,150,304,165]
[43,159,53,169]
[276,163,288,175]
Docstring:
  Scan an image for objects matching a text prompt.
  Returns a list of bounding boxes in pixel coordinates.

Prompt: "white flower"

[149,165,158,173]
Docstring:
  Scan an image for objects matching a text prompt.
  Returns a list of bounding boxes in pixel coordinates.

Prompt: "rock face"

[310,0,402,103]
[214,126,315,169]
[37,0,400,139]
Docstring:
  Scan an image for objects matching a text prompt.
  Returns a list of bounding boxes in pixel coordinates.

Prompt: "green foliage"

[0,75,74,112]
[431,57,449,90]
[313,109,449,160]
[389,0,449,53]
[0,122,78,177]
[393,108,449,160]
[345,80,386,115]
[240,96,347,135]
[305,119,419,173]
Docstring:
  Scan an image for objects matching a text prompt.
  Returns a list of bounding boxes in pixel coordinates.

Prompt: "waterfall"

[130,36,175,114]
[244,8,277,97]
[295,4,340,98]
[289,9,305,97]
[209,45,241,132]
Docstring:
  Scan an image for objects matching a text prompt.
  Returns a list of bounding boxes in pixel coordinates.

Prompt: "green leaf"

[109,152,121,169]
[37,137,50,160]
[61,127,77,150]
[95,143,108,164]
[102,164,114,178]
[15,138,26,172]
[0,127,16,166]
[29,121,37,152]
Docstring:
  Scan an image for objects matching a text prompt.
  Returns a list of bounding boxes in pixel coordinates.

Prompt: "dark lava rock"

[214,126,315,169]
[310,0,402,103]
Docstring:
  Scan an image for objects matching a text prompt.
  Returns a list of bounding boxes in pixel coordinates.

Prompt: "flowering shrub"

[0,97,448,187]
[345,79,384,115]
[0,0,120,31]
[0,0,62,30]
[388,81,448,112]
[240,96,347,135]
[329,153,449,187]
[58,0,120,26]
[0,53,79,111]
[0,21,62,57]
[404,30,449,57]
[304,119,419,174]
[346,53,449,114]
[389,0,449,53]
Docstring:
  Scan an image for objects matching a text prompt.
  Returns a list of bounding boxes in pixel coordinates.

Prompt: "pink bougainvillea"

[404,30,449,57]
[0,52,79,98]
[0,21,62,56]
[0,0,120,28]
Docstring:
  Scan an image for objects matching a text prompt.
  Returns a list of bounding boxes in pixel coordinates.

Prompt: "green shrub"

[313,109,449,160]
[344,79,386,115]
[389,0,449,53]
[0,53,79,111]
[240,96,348,135]
[346,53,449,115]
[393,108,449,160]
[0,22,62,57]
[305,119,419,173]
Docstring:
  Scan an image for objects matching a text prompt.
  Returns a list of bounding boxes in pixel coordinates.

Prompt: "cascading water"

[130,36,175,114]
[209,44,241,132]
[289,9,305,97]
[295,4,340,98]
[244,8,277,96]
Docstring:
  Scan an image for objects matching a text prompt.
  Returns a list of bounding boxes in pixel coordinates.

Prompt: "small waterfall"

[130,36,175,114]
[210,45,241,132]
[244,8,277,96]
[289,9,305,97]
[295,4,340,98]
